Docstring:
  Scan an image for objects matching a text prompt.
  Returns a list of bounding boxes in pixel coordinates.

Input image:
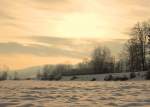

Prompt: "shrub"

[146,71,150,80]
[0,72,8,81]
[70,76,77,80]
[130,72,136,79]
[54,73,62,81]
[113,75,128,81]
[91,77,96,81]
[120,75,128,81]
[113,76,120,81]
[104,75,113,81]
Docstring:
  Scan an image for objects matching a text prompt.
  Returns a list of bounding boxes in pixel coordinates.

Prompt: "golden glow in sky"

[0,0,150,69]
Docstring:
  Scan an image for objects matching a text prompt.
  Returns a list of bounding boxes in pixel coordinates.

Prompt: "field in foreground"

[0,81,150,107]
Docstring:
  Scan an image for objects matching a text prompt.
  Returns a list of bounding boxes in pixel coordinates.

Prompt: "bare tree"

[125,21,150,72]
[0,65,9,80]
[91,46,114,74]
[134,22,149,69]
[13,72,19,80]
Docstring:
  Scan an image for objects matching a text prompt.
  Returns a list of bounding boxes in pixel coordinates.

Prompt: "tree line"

[0,66,19,81]
[37,20,150,80]
[37,46,116,80]
[0,20,149,81]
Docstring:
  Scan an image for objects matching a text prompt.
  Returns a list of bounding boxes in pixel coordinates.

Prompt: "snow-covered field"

[0,81,150,107]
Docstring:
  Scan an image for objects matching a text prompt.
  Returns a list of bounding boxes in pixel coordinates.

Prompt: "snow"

[0,80,150,107]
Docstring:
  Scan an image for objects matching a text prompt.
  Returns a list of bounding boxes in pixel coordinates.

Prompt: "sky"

[0,0,150,70]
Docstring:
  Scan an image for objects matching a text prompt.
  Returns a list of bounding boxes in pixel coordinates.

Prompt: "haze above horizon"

[0,0,150,69]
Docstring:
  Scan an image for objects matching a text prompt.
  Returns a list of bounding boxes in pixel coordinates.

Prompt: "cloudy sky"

[0,0,150,69]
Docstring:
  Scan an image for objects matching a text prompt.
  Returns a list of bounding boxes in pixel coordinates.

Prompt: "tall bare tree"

[91,46,114,73]
[125,21,150,71]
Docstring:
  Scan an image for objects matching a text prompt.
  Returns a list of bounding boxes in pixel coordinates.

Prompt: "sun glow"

[57,13,103,38]
[0,0,150,69]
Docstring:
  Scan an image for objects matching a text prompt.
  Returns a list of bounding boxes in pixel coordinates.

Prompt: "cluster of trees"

[0,20,149,81]
[37,46,116,80]
[124,21,150,72]
[36,65,63,80]
[0,71,8,80]
[37,20,150,81]
[115,20,150,79]
[0,65,20,81]
[0,71,20,81]
[114,20,150,79]
[0,66,9,80]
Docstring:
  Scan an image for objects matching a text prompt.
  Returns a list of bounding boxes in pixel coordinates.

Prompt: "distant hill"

[6,66,43,79]
[13,65,56,79]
